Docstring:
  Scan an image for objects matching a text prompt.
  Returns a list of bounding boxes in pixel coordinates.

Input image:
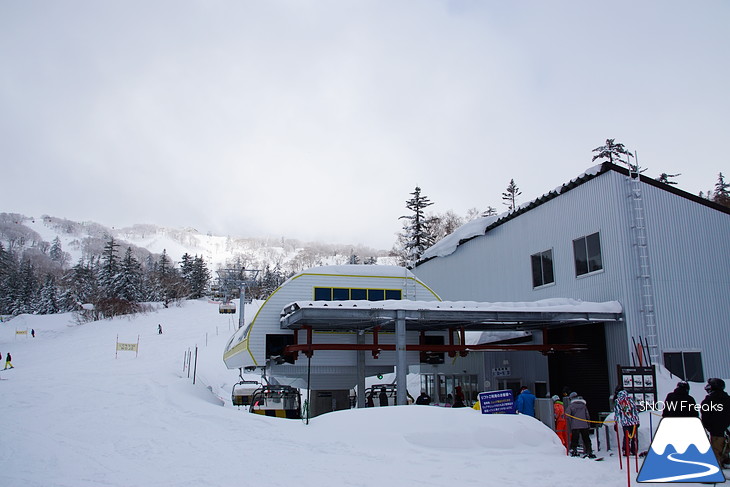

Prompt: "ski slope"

[0,300,713,486]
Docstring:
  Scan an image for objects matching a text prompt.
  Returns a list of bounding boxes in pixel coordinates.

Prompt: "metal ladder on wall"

[403,269,418,301]
[627,160,659,365]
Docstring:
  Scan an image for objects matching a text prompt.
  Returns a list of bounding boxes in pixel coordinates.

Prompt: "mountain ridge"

[0,212,395,276]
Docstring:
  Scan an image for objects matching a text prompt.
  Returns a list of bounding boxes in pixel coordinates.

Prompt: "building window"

[314,287,402,301]
[573,232,603,276]
[664,351,704,382]
[531,249,554,288]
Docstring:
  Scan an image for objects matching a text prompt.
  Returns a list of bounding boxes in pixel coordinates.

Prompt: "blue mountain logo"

[637,417,725,483]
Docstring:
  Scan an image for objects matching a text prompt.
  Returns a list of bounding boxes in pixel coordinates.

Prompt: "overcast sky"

[1,1,728,250]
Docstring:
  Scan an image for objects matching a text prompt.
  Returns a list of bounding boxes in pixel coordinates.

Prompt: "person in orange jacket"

[552,395,568,449]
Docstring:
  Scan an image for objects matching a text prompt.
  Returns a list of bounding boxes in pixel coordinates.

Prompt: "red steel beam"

[284,342,587,355]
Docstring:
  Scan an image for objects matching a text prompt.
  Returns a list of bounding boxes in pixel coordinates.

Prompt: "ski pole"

[616,425,623,470]
[625,431,631,487]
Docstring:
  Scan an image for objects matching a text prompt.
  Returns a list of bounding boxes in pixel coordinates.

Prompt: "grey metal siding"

[641,181,730,377]
[413,168,730,384]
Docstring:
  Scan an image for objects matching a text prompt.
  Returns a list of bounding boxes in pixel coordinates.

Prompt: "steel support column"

[356,331,366,408]
[396,310,407,406]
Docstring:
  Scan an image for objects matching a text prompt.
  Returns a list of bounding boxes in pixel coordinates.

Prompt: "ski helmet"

[707,378,725,391]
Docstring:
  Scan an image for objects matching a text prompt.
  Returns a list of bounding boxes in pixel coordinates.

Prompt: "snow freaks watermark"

[636,400,724,414]
[637,417,725,483]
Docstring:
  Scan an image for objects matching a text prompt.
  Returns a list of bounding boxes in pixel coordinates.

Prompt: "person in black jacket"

[378,387,389,407]
[4,352,13,369]
[662,381,699,418]
[415,390,431,405]
[701,378,730,467]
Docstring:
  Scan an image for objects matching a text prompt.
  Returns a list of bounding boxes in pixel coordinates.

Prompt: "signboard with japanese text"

[477,389,515,414]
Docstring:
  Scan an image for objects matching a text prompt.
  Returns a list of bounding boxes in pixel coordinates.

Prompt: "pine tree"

[0,243,18,314]
[657,173,681,185]
[592,138,633,165]
[13,258,38,314]
[712,172,730,207]
[260,264,284,298]
[49,236,66,265]
[64,258,99,305]
[37,274,59,314]
[398,186,436,267]
[98,236,120,298]
[180,253,194,282]
[155,249,183,306]
[502,179,522,211]
[116,247,143,302]
[481,206,497,217]
[591,138,646,174]
[189,255,210,299]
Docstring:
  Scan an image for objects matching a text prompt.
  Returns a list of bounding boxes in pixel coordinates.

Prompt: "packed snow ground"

[0,300,719,486]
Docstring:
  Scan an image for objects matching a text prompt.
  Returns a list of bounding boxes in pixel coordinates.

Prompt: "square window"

[385,289,402,300]
[664,352,704,382]
[573,232,603,276]
[351,289,367,300]
[313,287,331,301]
[367,289,385,301]
[332,288,349,301]
[531,249,554,288]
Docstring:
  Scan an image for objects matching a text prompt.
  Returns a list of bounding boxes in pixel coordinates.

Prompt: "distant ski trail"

[641,452,720,482]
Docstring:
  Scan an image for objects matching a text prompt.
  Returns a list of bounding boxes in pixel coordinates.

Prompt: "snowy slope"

[1,213,394,275]
[0,300,717,487]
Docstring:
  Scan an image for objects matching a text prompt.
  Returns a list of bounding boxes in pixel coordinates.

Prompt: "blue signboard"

[478,390,516,414]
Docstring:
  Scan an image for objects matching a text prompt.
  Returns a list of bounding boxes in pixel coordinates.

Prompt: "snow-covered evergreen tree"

[13,258,38,314]
[155,249,183,306]
[397,186,436,267]
[63,258,99,306]
[37,274,59,314]
[179,253,193,282]
[502,179,521,211]
[188,255,210,299]
[260,264,284,298]
[0,243,18,314]
[116,247,143,302]
[98,236,120,298]
[481,206,497,217]
[49,236,67,265]
[712,172,730,207]
[591,138,645,174]
[657,172,681,185]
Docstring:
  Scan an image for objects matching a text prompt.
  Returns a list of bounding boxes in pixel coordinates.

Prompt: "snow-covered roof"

[279,264,417,288]
[283,297,621,314]
[280,298,623,331]
[421,164,605,261]
[420,162,730,263]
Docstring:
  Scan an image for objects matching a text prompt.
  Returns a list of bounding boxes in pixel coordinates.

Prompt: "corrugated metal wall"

[641,180,730,377]
[413,169,730,386]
